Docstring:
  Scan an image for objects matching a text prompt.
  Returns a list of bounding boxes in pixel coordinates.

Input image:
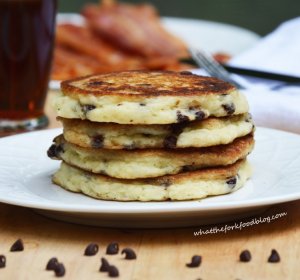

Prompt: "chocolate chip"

[195,110,205,120]
[123,144,136,150]
[47,144,64,158]
[163,122,188,149]
[188,107,205,121]
[88,81,104,86]
[47,144,57,158]
[0,255,6,268]
[239,250,251,262]
[160,179,172,187]
[10,239,24,252]
[163,135,177,149]
[181,165,193,172]
[222,103,235,115]
[177,111,189,123]
[186,255,202,268]
[84,243,99,256]
[226,177,237,189]
[108,265,119,277]
[54,263,65,277]
[106,242,119,255]
[138,83,151,87]
[180,71,193,75]
[139,103,146,106]
[46,257,59,270]
[268,249,280,263]
[99,257,110,272]
[82,104,96,114]
[142,133,151,138]
[169,123,185,135]
[91,135,104,148]
[121,248,137,260]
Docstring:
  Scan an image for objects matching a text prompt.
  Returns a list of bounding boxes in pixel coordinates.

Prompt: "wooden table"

[0,91,299,279]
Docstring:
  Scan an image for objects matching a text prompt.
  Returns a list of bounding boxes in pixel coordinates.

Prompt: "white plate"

[0,127,299,228]
[50,14,260,90]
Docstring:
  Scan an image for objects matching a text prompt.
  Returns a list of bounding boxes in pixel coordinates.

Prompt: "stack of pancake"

[48,71,254,201]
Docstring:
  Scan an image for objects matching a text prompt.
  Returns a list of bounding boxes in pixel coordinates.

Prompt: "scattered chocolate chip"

[0,255,6,268]
[180,71,193,75]
[226,177,237,189]
[46,257,59,270]
[239,250,251,262]
[121,248,137,260]
[163,135,177,149]
[54,263,65,277]
[186,255,202,268]
[177,111,190,123]
[47,144,64,158]
[222,103,235,115]
[108,265,119,277]
[99,257,110,272]
[268,249,280,263]
[91,135,104,148]
[84,243,99,256]
[82,104,96,114]
[10,239,24,252]
[106,242,119,255]
[139,103,146,106]
[195,110,205,120]
[117,103,122,106]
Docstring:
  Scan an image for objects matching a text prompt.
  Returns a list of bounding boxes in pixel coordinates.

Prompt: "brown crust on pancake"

[53,133,254,160]
[61,70,235,98]
[59,159,246,186]
[57,114,249,132]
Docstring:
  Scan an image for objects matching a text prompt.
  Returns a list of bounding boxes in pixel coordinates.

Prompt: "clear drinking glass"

[0,0,57,135]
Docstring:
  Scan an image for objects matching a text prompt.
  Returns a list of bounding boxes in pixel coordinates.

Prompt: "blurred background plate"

[49,13,260,90]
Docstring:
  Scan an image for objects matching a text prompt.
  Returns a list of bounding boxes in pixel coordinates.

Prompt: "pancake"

[54,70,249,124]
[59,113,254,150]
[52,160,252,201]
[47,134,254,179]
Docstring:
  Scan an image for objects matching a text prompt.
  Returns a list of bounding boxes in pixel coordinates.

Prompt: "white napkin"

[230,17,300,77]
[228,17,300,134]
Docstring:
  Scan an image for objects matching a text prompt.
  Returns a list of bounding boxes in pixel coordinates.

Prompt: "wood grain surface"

[0,201,299,279]
[0,91,299,279]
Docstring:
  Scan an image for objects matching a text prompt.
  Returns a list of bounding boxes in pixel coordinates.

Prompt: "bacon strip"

[82,3,188,58]
[52,2,190,80]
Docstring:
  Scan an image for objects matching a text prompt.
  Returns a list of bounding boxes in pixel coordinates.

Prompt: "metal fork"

[189,48,246,89]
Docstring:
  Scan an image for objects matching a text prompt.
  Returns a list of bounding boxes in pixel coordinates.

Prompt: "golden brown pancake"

[52,159,252,201]
[54,70,249,124]
[48,133,254,179]
[58,113,254,149]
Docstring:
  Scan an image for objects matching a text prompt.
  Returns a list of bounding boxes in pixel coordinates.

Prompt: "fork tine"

[196,51,231,78]
[194,50,235,81]
[189,48,244,89]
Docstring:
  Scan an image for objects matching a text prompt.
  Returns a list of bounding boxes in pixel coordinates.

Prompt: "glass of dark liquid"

[0,0,57,135]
